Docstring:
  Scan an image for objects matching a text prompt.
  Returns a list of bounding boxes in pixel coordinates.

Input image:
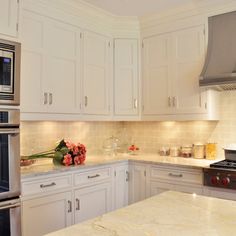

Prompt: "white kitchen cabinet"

[142,25,219,120]
[150,165,203,197]
[114,39,139,117]
[82,31,111,115]
[113,164,129,210]
[129,163,149,204]
[22,191,73,236]
[142,33,171,115]
[171,26,206,114]
[203,187,236,201]
[21,10,81,114]
[0,0,19,37]
[150,181,203,197]
[74,182,112,224]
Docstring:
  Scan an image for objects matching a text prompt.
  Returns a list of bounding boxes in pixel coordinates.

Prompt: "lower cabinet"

[113,164,129,210]
[150,181,203,197]
[129,163,149,204]
[74,182,112,224]
[203,187,236,201]
[22,191,72,236]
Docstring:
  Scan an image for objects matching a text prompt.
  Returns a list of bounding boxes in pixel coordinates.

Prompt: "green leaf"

[60,147,69,155]
[54,151,63,163]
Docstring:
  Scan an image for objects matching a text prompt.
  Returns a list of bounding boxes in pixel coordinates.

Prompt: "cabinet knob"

[172,96,177,107]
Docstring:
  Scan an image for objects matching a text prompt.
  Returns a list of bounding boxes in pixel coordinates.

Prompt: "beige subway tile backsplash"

[21,91,236,159]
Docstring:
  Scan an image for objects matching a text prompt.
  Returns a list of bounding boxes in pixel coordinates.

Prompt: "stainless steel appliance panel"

[0,198,21,236]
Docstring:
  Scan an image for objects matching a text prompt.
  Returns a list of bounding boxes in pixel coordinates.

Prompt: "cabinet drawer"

[150,165,203,185]
[22,175,72,196]
[74,167,111,187]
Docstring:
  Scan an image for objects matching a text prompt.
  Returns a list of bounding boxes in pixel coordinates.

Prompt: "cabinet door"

[203,187,236,201]
[74,182,112,224]
[0,0,19,37]
[22,191,72,236]
[44,20,81,114]
[82,31,111,115]
[143,34,172,115]
[114,39,138,116]
[171,25,207,114]
[114,164,129,210]
[129,164,146,204]
[21,11,46,113]
[150,181,172,197]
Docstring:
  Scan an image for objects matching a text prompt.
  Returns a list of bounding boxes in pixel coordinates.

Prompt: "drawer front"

[74,167,111,187]
[22,175,72,196]
[150,166,203,185]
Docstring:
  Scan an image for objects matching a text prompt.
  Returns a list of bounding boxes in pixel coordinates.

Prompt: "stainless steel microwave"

[0,39,20,105]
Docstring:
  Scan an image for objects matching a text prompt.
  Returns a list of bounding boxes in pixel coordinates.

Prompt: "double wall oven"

[0,39,21,236]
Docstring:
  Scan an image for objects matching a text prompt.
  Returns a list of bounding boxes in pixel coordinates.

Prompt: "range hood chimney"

[199,11,236,91]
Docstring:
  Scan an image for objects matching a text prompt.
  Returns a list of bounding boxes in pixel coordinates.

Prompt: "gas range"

[204,149,236,190]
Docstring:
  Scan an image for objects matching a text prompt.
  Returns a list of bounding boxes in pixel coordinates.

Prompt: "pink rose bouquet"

[28,139,86,166]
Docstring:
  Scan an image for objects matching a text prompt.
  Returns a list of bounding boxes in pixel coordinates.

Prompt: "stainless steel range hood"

[199,11,236,91]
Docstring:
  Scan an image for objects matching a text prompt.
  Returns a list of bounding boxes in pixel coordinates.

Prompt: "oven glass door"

[0,133,9,193]
[0,128,20,199]
[0,50,13,94]
[0,199,21,236]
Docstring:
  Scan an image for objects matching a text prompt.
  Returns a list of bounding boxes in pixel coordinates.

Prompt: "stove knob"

[221,177,230,186]
[211,176,220,185]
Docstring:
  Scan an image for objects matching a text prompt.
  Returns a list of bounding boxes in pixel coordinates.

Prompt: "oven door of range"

[0,127,20,200]
[0,198,21,236]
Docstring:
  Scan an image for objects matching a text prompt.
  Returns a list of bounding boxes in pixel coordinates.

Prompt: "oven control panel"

[203,168,236,190]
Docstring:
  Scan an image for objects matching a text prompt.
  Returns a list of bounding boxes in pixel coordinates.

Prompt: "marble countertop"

[21,153,218,179]
[45,191,236,236]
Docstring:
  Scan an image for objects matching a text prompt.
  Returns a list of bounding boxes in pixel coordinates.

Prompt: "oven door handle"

[0,129,19,135]
[0,202,20,210]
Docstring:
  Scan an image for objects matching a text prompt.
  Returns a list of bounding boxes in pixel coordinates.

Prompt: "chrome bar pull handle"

[173,96,177,107]
[84,96,88,107]
[76,198,80,211]
[49,93,53,105]
[126,171,129,182]
[169,173,183,178]
[68,200,72,213]
[44,92,48,105]
[134,99,138,109]
[168,96,172,107]
[87,174,100,179]
[40,182,56,188]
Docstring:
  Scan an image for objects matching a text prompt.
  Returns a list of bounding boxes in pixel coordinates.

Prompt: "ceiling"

[82,0,201,16]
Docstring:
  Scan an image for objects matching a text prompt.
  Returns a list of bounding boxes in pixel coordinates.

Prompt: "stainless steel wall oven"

[0,109,20,236]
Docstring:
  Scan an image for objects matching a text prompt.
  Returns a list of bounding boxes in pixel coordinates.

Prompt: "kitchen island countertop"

[45,191,236,236]
[21,153,218,179]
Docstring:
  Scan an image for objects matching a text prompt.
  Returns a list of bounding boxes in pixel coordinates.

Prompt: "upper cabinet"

[19,1,221,121]
[142,25,219,120]
[0,0,19,38]
[114,39,139,118]
[82,31,111,116]
[21,11,81,115]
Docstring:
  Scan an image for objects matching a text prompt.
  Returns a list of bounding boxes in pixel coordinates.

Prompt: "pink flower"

[66,141,75,151]
[74,155,86,165]
[73,146,79,155]
[63,154,72,166]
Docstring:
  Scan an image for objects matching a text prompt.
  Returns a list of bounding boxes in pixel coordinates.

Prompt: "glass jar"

[181,145,192,158]
[193,143,205,159]
[170,147,180,157]
[206,143,217,160]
